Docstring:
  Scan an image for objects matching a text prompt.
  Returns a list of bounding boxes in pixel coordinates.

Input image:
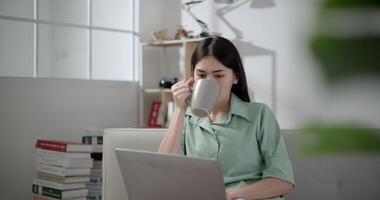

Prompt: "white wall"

[181,0,380,129]
[0,1,181,198]
[0,78,139,199]
[139,0,182,83]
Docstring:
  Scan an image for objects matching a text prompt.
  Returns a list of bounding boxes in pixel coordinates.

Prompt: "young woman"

[159,36,294,200]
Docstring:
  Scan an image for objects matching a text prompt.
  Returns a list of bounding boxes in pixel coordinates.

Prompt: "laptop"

[115,148,227,200]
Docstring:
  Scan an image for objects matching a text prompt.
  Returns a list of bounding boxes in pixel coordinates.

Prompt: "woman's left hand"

[226,188,241,200]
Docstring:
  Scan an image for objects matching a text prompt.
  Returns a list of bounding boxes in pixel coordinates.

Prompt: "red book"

[148,101,163,128]
[36,140,92,152]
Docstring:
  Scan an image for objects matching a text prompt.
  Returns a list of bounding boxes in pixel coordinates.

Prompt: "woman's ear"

[233,73,238,84]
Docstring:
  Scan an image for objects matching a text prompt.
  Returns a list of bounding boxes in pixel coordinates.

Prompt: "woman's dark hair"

[191,36,251,102]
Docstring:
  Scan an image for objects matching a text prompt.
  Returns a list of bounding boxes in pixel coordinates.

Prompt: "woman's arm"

[158,108,186,153]
[226,177,293,200]
[158,78,194,154]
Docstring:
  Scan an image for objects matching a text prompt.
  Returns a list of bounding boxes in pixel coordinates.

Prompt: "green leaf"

[310,36,380,81]
[323,0,380,9]
[297,124,380,155]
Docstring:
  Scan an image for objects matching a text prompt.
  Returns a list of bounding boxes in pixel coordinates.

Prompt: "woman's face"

[193,56,237,103]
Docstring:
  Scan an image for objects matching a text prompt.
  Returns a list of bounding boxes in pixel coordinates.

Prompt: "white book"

[91,144,103,153]
[36,171,90,183]
[86,194,102,200]
[33,184,88,199]
[36,164,91,176]
[36,148,91,159]
[86,183,102,191]
[34,178,86,190]
[166,101,175,127]
[33,194,87,200]
[90,168,102,175]
[36,155,93,168]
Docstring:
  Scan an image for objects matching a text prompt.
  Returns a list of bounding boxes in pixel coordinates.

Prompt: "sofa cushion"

[283,130,380,200]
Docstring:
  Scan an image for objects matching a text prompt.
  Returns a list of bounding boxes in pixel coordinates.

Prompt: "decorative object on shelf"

[182,0,220,37]
[150,29,169,41]
[175,25,194,39]
[159,77,178,89]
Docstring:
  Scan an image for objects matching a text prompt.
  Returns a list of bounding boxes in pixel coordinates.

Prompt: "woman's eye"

[197,74,206,78]
[215,75,224,78]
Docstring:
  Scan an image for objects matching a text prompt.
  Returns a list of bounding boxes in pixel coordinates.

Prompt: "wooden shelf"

[141,38,204,47]
[144,88,171,93]
[140,38,202,127]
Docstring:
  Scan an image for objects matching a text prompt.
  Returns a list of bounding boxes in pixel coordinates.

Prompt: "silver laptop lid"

[115,148,227,200]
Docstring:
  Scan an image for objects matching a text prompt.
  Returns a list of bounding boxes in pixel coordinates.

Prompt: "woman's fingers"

[186,77,194,87]
[172,85,189,94]
[172,82,190,90]
[173,87,191,95]
[172,78,193,90]
[176,93,191,101]
[172,82,191,97]
[171,80,184,89]
[171,78,194,110]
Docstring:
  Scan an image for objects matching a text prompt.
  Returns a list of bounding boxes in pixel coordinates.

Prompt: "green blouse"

[180,93,295,190]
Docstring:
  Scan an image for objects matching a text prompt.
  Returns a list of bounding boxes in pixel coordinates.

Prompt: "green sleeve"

[258,104,295,185]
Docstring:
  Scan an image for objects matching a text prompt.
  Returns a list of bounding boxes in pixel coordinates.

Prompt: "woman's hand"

[171,77,194,111]
[226,188,241,200]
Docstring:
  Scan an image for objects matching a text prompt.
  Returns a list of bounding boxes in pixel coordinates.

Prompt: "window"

[0,0,138,81]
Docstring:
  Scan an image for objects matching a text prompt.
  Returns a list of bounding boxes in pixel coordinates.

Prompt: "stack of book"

[33,140,93,200]
[82,135,103,200]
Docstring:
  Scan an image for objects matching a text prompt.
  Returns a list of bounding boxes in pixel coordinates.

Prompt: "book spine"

[37,165,65,176]
[82,136,103,145]
[90,153,102,161]
[96,136,103,145]
[37,172,65,183]
[35,178,86,190]
[86,194,102,200]
[89,176,102,184]
[37,148,90,159]
[91,145,103,153]
[92,160,102,168]
[36,140,67,152]
[34,179,65,190]
[82,136,92,145]
[86,184,102,193]
[36,155,68,167]
[148,101,163,127]
[32,194,57,200]
[37,148,66,158]
[33,184,63,199]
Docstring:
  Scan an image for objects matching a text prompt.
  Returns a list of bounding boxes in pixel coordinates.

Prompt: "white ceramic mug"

[189,79,220,117]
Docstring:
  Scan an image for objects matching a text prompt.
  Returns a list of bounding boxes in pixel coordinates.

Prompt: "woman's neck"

[209,94,231,123]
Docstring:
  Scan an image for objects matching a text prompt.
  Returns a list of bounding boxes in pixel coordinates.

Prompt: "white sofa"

[103,128,380,200]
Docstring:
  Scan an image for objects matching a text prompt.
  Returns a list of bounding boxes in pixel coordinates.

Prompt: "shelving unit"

[139,38,204,127]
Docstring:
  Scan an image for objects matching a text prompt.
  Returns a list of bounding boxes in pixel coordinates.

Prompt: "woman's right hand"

[171,77,194,111]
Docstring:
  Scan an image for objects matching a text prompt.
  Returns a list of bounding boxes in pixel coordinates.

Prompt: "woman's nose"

[206,76,215,81]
